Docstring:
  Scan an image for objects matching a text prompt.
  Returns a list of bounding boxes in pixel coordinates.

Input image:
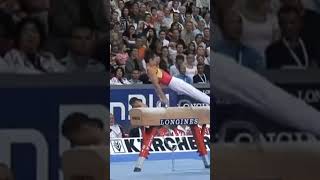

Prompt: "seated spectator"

[160,46,173,71]
[239,0,280,60]
[122,25,137,48]
[129,69,143,84]
[162,7,173,29]
[110,113,126,138]
[280,0,320,61]
[185,53,197,81]
[146,28,157,49]
[196,55,210,78]
[115,43,129,66]
[193,33,206,49]
[186,41,196,54]
[266,6,319,69]
[125,48,145,78]
[159,29,169,47]
[203,27,210,46]
[215,8,265,70]
[60,25,105,72]
[120,7,130,32]
[180,21,195,45]
[169,29,184,44]
[62,112,106,147]
[175,42,186,61]
[175,63,192,84]
[110,67,131,85]
[195,45,209,64]
[4,18,64,73]
[193,63,209,83]
[193,18,206,36]
[170,54,185,76]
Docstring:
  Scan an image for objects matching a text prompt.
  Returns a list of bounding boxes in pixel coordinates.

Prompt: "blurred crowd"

[0,0,107,74]
[109,0,211,85]
[213,0,320,71]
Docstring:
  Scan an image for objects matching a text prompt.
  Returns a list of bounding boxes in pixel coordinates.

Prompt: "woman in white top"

[239,0,280,59]
[110,67,131,85]
[4,18,64,74]
[185,53,197,82]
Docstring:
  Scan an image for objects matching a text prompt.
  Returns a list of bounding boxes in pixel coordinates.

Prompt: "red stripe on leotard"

[159,69,172,86]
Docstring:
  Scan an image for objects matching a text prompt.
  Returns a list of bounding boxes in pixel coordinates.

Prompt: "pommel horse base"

[130,106,210,172]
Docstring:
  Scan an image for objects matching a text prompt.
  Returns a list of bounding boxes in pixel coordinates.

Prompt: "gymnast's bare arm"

[147,65,169,105]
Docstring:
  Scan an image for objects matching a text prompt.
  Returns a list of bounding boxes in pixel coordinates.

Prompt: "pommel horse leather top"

[129,106,210,126]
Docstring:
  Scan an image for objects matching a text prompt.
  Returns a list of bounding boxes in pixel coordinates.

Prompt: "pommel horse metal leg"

[130,106,210,172]
[134,126,158,172]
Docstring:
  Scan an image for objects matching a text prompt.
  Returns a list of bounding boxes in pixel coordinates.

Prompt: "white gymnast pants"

[213,52,320,135]
[168,76,210,105]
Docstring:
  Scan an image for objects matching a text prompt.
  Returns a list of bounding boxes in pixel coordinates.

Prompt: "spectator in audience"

[60,24,105,73]
[280,0,320,62]
[129,69,143,84]
[146,28,157,49]
[239,0,280,60]
[193,63,209,83]
[186,42,196,54]
[266,6,319,69]
[0,163,14,180]
[193,33,206,49]
[125,48,145,77]
[196,55,210,78]
[110,66,131,85]
[163,7,173,29]
[193,18,206,36]
[110,112,126,138]
[160,46,173,71]
[175,42,186,60]
[170,54,185,76]
[4,17,64,73]
[185,53,197,81]
[159,29,169,47]
[175,63,192,84]
[114,43,129,67]
[122,25,137,48]
[203,27,210,46]
[120,7,131,32]
[180,21,194,46]
[215,8,265,71]
[62,112,106,147]
[169,29,183,44]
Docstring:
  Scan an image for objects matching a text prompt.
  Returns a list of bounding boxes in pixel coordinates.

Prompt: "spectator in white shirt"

[110,113,125,139]
[4,17,64,74]
[110,67,131,85]
[159,29,170,47]
[163,7,173,29]
[129,69,143,84]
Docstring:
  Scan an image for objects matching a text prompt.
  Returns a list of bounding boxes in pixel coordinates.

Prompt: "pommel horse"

[130,106,210,172]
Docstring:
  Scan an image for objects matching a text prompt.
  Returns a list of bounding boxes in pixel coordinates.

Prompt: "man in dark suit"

[193,64,209,84]
[266,6,319,69]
